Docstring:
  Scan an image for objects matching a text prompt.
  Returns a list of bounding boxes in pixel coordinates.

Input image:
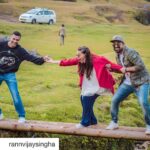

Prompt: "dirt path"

[0,14,18,23]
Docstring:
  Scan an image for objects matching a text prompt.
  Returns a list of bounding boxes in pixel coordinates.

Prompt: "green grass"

[0,0,150,130]
[0,20,150,129]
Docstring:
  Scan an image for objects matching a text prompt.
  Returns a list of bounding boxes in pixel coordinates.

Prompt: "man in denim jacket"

[106,35,150,134]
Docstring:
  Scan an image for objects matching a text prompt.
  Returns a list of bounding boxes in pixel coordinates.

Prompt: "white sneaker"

[18,117,26,123]
[145,125,150,135]
[106,121,119,130]
[0,113,4,120]
[75,123,85,129]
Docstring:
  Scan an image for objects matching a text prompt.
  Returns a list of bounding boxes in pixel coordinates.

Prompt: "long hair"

[78,46,93,80]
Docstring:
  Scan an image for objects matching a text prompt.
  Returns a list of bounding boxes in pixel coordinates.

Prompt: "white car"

[19,8,56,24]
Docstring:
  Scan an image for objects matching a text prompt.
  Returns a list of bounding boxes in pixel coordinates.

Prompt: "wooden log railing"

[0,119,150,141]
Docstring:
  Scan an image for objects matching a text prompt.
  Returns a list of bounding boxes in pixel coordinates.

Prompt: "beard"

[113,47,123,54]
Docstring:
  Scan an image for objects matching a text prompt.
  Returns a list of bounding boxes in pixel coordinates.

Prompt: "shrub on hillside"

[135,9,150,25]
[0,0,8,2]
[94,5,124,23]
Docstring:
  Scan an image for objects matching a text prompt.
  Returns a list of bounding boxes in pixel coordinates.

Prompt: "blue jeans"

[0,73,25,117]
[111,83,150,125]
[80,94,99,126]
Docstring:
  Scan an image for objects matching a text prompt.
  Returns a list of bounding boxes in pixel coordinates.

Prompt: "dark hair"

[61,24,64,27]
[78,46,93,80]
[12,31,21,37]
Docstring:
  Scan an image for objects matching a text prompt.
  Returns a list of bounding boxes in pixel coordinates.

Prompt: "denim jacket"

[116,46,150,87]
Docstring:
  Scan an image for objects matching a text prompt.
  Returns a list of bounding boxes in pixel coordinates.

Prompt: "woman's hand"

[120,67,125,73]
[43,56,60,64]
[120,67,130,76]
[105,64,112,71]
[43,56,52,63]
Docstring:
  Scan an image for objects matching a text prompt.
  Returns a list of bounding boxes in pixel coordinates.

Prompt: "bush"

[0,0,8,3]
[135,9,150,25]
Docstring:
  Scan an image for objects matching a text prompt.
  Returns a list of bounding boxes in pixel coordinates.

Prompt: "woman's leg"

[80,94,98,126]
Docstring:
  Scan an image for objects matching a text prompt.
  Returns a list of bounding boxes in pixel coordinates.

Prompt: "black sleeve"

[21,48,45,65]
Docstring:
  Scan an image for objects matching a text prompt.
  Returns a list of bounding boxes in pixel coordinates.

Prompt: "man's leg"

[60,35,63,45]
[62,35,64,45]
[0,75,3,118]
[61,35,64,45]
[107,83,134,129]
[135,83,150,134]
[4,73,25,118]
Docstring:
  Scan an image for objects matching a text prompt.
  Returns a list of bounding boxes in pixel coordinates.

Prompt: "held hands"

[106,64,130,76]
[120,67,126,74]
[43,56,60,64]
[43,56,54,63]
[120,67,130,76]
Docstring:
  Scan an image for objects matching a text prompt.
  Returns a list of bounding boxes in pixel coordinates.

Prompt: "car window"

[44,11,54,15]
[49,11,54,15]
[37,11,44,15]
[44,11,50,15]
[26,9,38,14]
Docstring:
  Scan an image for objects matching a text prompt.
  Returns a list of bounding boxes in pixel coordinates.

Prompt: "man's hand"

[43,56,51,62]
[43,56,60,64]
[120,67,126,73]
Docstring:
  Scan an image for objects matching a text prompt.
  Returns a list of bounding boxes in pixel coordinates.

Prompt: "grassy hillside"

[0,0,150,25]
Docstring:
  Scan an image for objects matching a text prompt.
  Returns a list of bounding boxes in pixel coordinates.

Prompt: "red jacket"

[59,54,122,94]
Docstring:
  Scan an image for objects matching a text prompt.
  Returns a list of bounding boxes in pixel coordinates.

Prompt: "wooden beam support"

[0,119,150,141]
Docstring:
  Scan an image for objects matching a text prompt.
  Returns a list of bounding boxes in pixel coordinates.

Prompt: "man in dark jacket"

[0,31,46,123]
[106,35,150,134]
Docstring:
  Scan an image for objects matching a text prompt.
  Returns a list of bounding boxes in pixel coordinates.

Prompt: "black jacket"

[0,41,45,74]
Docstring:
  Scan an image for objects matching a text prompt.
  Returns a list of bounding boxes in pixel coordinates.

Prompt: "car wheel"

[31,19,36,24]
[48,20,54,25]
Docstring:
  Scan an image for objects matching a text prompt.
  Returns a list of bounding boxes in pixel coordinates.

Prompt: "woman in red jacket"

[46,46,124,128]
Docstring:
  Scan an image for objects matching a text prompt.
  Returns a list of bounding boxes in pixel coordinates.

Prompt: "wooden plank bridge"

[0,119,150,141]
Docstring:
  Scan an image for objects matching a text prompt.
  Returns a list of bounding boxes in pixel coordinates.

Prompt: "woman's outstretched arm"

[45,56,79,66]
